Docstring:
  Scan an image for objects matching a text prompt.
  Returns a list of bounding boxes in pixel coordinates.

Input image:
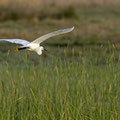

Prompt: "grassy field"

[0,4,120,120]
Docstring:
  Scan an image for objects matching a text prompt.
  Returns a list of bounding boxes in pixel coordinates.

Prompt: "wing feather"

[30,27,74,44]
[0,39,30,45]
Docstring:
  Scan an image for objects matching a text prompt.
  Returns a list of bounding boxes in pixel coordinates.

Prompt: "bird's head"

[40,46,47,51]
[35,46,47,55]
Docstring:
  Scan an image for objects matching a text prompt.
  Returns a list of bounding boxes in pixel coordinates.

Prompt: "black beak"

[44,48,47,51]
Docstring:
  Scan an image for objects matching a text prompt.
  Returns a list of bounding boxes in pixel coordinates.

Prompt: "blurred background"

[0,0,120,58]
[0,0,119,63]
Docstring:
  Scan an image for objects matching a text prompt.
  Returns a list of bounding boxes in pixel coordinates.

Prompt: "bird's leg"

[14,46,29,51]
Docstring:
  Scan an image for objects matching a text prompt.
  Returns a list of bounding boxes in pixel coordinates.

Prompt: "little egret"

[0,26,74,55]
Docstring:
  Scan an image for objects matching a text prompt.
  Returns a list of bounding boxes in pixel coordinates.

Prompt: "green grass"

[0,50,120,120]
[0,5,120,120]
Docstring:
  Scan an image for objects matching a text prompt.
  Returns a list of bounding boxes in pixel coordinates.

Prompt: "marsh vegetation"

[0,1,120,119]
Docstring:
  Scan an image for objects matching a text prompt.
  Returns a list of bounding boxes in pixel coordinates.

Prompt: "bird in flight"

[0,27,74,55]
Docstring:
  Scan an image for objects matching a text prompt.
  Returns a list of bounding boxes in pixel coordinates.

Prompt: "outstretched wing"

[30,27,74,45]
[0,39,30,45]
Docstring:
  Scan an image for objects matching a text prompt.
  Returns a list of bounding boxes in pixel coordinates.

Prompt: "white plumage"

[0,27,74,55]
[0,39,30,45]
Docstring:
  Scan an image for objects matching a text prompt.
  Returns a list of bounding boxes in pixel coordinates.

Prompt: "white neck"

[35,47,43,55]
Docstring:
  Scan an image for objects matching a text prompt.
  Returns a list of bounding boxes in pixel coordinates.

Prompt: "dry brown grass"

[0,0,79,21]
[0,0,120,21]
[0,0,120,8]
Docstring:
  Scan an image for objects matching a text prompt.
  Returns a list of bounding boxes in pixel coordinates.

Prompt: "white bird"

[0,26,74,55]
